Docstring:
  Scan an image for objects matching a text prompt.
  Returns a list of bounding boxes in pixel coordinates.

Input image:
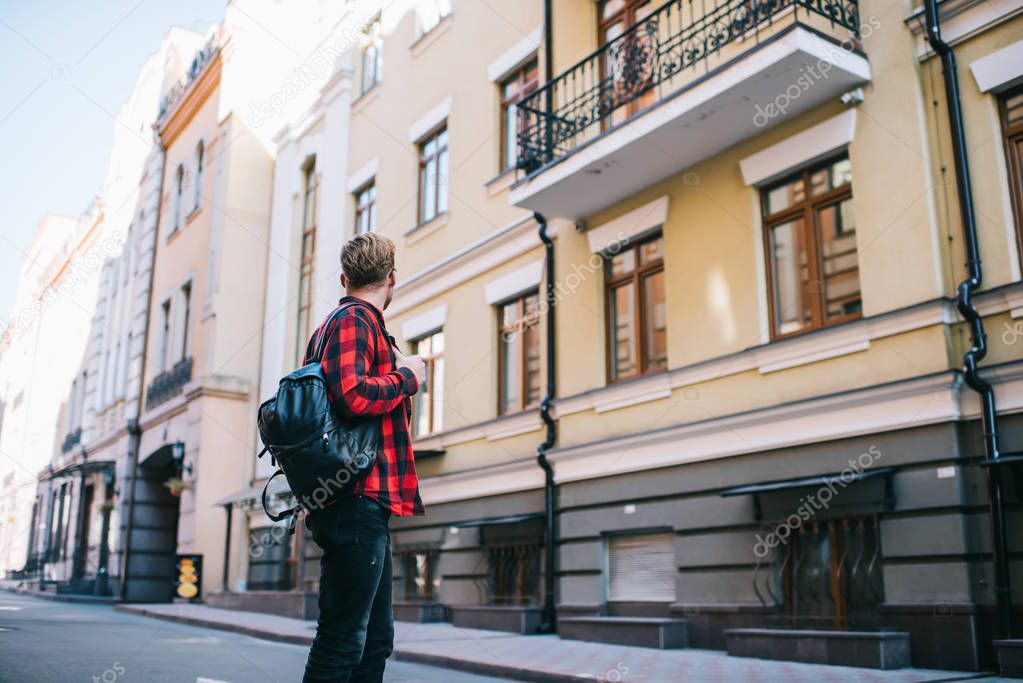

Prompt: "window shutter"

[606,532,676,602]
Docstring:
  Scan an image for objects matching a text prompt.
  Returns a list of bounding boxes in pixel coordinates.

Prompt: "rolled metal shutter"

[607,532,676,602]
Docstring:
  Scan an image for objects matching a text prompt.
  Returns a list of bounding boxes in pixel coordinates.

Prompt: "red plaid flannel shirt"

[304,296,424,516]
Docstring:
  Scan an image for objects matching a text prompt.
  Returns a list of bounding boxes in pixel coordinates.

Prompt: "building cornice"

[157,44,223,149]
[389,213,551,317]
[419,359,1023,506]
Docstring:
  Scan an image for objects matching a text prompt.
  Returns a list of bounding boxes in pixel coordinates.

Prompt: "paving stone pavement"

[115,601,1012,683]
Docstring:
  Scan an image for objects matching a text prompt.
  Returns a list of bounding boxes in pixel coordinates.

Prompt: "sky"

[0,0,227,319]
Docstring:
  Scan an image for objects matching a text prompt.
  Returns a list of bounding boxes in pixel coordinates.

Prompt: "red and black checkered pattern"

[305,296,424,516]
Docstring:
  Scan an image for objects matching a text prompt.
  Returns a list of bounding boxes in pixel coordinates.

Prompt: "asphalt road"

[0,592,508,683]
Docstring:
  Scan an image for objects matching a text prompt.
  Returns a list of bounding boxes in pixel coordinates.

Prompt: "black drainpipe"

[535,212,557,634]
[924,0,1014,640]
[533,0,558,636]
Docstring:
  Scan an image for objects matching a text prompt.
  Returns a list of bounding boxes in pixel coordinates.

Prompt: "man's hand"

[394,348,427,388]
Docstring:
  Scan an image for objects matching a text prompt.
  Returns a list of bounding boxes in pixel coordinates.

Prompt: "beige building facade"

[246,0,1021,672]
[4,0,1023,675]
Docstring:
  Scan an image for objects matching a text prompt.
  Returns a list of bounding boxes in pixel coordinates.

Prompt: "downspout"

[119,146,165,601]
[535,212,557,634]
[924,0,1014,640]
[533,0,558,636]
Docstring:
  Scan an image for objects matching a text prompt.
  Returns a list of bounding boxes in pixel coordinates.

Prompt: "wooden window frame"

[412,329,443,436]
[497,290,542,416]
[604,231,665,382]
[499,59,539,172]
[1000,85,1023,266]
[354,180,376,235]
[761,154,859,341]
[417,125,448,226]
[296,161,318,363]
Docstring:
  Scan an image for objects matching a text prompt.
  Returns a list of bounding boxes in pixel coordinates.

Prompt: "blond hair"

[341,233,396,290]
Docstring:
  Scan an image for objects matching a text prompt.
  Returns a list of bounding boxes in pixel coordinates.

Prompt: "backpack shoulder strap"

[262,469,297,523]
[311,301,362,363]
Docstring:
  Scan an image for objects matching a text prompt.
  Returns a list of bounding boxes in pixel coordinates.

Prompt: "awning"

[720,467,896,522]
[42,459,116,480]
[453,513,544,528]
[216,483,264,508]
[720,467,896,497]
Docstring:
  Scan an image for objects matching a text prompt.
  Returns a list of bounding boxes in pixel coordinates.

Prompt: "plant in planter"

[98,501,116,513]
[164,478,191,497]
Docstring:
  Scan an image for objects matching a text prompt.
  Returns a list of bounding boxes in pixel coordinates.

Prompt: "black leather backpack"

[257,302,380,526]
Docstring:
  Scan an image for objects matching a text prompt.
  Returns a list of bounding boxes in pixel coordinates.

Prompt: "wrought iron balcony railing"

[158,34,220,120]
[146,357,193,410]
[516,0,861,174]
[61,428,82,454]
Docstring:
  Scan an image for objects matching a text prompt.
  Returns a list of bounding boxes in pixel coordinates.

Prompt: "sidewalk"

[115,602,1000,683]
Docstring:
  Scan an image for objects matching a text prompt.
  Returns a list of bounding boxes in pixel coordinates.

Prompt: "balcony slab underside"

[511,26,871,220]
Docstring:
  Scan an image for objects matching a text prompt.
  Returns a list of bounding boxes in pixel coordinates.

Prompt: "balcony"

[512,0,870,219]
[61,428,82,454]
[146,357,193,410]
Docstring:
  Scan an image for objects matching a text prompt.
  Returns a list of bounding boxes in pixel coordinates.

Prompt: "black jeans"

[303,494,393,683]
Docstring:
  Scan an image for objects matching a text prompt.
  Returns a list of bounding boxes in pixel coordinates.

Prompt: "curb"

[115,604,584,682]
[114,605,314,646]
[2,585,115,605]
[392,650,583,683]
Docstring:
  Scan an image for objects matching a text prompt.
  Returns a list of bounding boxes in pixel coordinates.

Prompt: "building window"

[179,282,192,361]
[499,59,538,172]
[420,0,451,34]
[1001,86,1023,264]
[158,299,171,373]
[778,517,884,630]
[193,140,204,212]
[247,526,293,591]
[498,291,541,415]
[762,155,860,338]
[599,0,658,127]
[605,232,666,380]
[606,531,676,603]
[412,330,443,436]
[297,161,318,364]
[172,165,184,233]
[400,549,440,602]
[417,126,448,225]
[361,19,382,95]
[354,181,376,235]
[486,541,542,606]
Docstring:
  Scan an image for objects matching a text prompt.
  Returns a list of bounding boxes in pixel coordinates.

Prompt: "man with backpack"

[301,233,426,683]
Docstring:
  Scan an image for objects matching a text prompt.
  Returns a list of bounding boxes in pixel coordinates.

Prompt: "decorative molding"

[969,38,1023,93]
[407,95,452,143]
[401,304,447,341]
[739,109,857,187]
[388,213,546,317]
[484,261,543,304]
[586,195,669,253]
[593,375,672,413]
[420,361,1023,505]
[487,25,542,82]
[907,0,1023,59]
[347,157,378,194]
